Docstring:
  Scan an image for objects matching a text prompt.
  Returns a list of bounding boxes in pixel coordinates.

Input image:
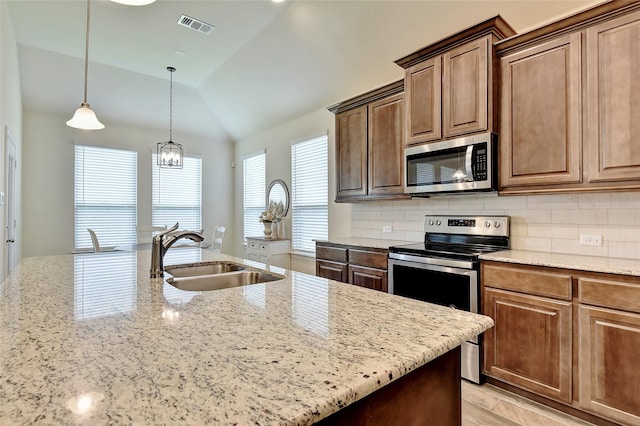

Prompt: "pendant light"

[157,67,183,169]
[66,0,104,130]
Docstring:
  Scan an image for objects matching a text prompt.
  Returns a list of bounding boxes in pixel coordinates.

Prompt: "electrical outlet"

[580,234,602,246]
[382,225,392,233]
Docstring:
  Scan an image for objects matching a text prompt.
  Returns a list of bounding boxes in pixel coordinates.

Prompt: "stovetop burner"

[388,215,510,261]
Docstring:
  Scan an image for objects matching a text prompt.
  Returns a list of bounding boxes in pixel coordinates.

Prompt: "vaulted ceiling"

[7,0,598,143]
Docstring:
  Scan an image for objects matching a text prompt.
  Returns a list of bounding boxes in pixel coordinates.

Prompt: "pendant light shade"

[67,0,104,130]
[157,66,183,169]
[67,103,104,130]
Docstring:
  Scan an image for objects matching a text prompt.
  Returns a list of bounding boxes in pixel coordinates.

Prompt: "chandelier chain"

[169,67,173,141]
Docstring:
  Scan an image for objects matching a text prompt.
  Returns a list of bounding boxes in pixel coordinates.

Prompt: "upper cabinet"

[329,80,408,202]
[497,1,640,194]
[396,16,515,146]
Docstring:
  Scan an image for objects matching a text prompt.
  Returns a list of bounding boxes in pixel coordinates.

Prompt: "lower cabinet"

[483,287,572,403]
[246,237,290,269]
[577,280,640,425]
[482,260,640,425]
[316,242,388,292]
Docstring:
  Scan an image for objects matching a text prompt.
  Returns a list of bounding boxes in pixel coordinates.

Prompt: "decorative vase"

[263,221,273,239]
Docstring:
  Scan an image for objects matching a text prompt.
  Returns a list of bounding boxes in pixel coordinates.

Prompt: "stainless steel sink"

[166,270,284,291]
[164,261,245,278]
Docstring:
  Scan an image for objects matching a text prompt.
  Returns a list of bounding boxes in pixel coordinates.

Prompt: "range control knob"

[435,220,441,226]
[494,221,501,228]
[429,220,435,226]
[484,220,492,228]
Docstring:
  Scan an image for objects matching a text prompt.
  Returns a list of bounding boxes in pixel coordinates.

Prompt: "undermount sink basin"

[164,261,245,278]
[166,270,284,291]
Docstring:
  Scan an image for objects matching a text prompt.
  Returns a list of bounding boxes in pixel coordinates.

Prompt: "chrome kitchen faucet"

[150,222,204,279]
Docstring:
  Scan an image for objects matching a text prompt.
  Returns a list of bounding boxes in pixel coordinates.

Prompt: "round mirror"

[266,179,290,219]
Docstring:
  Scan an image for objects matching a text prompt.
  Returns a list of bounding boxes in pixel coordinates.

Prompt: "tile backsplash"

[351,192,640,260]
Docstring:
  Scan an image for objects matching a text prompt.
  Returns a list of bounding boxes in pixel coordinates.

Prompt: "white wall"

[1,0,23,280]
[22,110,234,257]
[234,108,351,274]
[351,192,640,260]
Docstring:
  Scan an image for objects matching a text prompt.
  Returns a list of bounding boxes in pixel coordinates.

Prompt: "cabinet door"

[335,106,368,199]
[368,93,405,196]
[404,57,441,145]
[579,305,640,425]
[483,288,572,403]
[587,10,640,183]
[348,265,387,292]
[316,259,348,283]
[442,37,488,138]
[499,34,582,188]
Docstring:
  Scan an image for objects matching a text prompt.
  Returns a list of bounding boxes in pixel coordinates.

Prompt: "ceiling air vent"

[177,14,214,35]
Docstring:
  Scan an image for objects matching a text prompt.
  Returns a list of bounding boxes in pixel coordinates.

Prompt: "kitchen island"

[0,248,493,424]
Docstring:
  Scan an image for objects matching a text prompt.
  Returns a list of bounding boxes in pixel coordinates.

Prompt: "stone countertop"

[480,250,640,277]
[315,237,415,250]
[0,248,493,425]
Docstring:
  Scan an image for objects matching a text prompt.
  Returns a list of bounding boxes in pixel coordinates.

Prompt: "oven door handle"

[388,252,475,270]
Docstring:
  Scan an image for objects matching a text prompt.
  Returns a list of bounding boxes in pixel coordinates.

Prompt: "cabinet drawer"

[316,245,348,263]
[247,241,259,253]
[578,276,640,313]
[316,260,348,283]
[259,243,269,254]
[482,262,571,300]
[348,249,388,269]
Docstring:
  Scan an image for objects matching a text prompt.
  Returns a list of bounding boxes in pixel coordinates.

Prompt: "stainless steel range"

[388,215,510,383]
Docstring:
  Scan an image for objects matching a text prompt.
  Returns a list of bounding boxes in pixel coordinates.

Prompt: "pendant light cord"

[168,66,176,142]
[83,0,91,104]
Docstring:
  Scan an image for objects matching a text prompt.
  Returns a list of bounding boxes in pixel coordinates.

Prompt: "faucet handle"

[154,222,179,241]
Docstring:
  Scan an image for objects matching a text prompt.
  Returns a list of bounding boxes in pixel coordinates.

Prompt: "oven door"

[388,254,482,383]
[388,254,478,314]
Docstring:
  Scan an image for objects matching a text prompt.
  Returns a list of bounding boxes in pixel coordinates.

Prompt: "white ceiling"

[7,0,600,143]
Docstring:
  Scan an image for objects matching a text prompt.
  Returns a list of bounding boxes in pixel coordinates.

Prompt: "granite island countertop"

[0,248,493,425]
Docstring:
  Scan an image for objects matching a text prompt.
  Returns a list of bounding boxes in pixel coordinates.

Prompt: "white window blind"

[74,145,137,249]
[152,154,202,232]
[243,152,266,241]
[291,136,328,253]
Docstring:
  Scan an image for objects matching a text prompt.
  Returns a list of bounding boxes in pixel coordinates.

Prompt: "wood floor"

[462,382,596,426]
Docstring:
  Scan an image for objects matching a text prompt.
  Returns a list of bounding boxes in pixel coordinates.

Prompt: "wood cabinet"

[483,264,573,403]
[586,10,640,184]
[246,237,290,269]
[335,106,367,199]
[577,277,640,425]
[499,34,582,188]
[404,57,441,144]
[329,81,408,202]
[396,16,515,146]
[442,36,489,138]
[496,2,640,194]
[316,242,388,292]
[482,259,640,425]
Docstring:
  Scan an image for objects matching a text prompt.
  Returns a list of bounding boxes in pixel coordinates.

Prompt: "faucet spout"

[150,223,204,279]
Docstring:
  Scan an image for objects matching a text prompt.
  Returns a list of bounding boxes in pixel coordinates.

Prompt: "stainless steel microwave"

[404,132,497,195]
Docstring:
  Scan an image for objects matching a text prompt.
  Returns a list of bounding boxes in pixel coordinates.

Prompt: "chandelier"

[157,66,183,169]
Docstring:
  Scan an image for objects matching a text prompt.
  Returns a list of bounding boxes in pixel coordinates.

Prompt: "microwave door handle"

[465,145,474,179]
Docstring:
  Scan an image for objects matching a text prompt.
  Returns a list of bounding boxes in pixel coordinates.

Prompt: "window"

[243,152,266,241]
[291,135,328,253]
[74,145,137,249]
[152,154,202,232]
